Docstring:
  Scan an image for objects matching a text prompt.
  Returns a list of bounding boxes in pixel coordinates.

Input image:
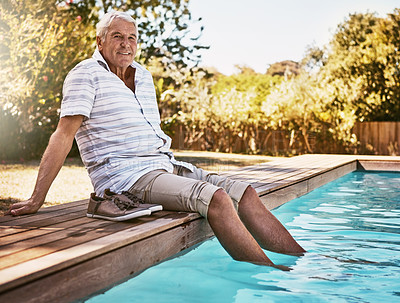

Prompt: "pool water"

[87,171,400,303]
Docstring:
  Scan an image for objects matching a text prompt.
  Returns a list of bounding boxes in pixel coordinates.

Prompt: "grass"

[0,151,281,215]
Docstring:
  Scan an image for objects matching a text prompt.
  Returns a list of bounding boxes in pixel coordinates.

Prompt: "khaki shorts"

[128,165,249,218]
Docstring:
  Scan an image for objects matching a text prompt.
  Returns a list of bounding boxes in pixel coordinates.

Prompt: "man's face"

[97,18,138,72]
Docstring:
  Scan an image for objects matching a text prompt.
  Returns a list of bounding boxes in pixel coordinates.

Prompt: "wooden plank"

[260,160,357,210]
[253,156,357,195]
[380,122,389,155]
[0,208,86,230]
[386,122,397,155]
[223,154,338,185]
[0,219,123,269]
[0,217,91,246]
[0,203,88,228]
[253,165,338,194]
[219,160,295,180]
[0,216,212,303]
[354,122,400,155]
[218,154,315,177]
[357,160,400,171]
[306,161,357,191]
[0,225,32,236]
[354,155,400,161]
[260,180,308,210]
[0,211,201,292]
[359,122,368,152]
[372,121,379,154]
[0,211,191,270]
[0,217,119,259]
[0,199,88,224]
[0,208,87,238]
[230,162,315,188]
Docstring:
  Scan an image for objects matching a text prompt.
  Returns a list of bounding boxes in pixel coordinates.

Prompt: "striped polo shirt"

[60,49,193,196]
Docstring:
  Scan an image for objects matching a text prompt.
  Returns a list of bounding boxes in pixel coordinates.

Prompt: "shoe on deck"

[104,188,163,213]
[87,193,151,221]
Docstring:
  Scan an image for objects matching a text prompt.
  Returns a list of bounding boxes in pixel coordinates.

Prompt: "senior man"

[7,11,305,266]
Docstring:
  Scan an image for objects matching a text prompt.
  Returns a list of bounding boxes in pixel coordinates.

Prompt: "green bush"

[0,0,96,160]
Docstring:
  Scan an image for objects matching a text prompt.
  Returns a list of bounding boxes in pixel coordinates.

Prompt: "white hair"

[96,11,138,41]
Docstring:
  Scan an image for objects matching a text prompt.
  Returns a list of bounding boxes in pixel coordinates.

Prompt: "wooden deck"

[1,154,400,303]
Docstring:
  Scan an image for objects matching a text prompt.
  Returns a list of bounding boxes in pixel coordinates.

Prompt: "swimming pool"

[86,171,400,303]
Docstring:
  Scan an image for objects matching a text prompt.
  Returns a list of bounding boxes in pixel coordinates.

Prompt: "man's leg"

[207,189,274,265]
[238,186,306,255]
[174,164,305,256]
[129,170,276,266]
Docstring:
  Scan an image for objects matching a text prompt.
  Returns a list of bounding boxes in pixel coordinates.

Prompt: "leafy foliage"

[0,0,96,159]
[262,72,360,153]
[260,9,400,154]
[1,4,399,159]
[159,68,283,153]
[266,60,301,77]
[322,10,400,121]
[0,0,207,160]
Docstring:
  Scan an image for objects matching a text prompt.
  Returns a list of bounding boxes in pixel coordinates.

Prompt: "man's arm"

[6,115,84,216]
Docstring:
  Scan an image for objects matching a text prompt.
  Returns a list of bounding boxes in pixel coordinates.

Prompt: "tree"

[158,67,283,154]
[169,69,262,153]
[262,71,359,154]
[262,73,323,153]
[0,0,96,159]
[301,45,326,73]
[266,60,301,77]
[322,10,400,121]
[211,69,282,108]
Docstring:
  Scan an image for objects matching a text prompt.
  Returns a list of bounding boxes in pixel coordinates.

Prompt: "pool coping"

[1,155,399,303]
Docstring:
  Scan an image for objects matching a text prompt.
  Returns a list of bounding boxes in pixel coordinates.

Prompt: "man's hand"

[5,198,42,216]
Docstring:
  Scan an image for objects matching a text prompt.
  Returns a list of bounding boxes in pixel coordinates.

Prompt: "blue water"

[87,171,400,303]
